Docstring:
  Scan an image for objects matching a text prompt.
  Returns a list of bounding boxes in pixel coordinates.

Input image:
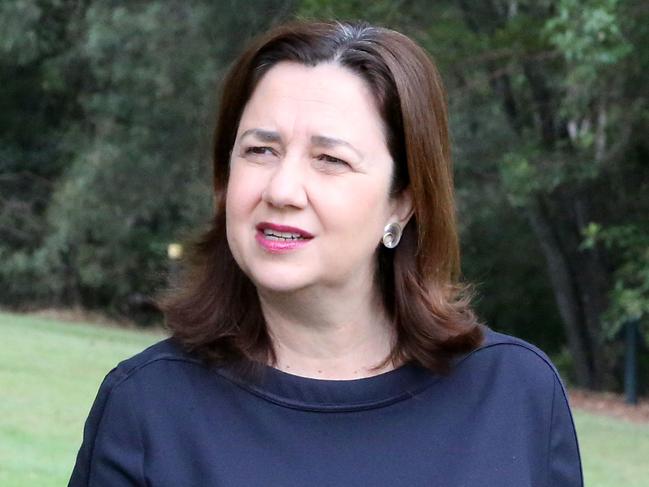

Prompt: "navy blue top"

[69,327,583,486]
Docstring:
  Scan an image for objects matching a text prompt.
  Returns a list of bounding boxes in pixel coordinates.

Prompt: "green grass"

[0,311,164,487]
[575,410,649,487]
[1,311,647,486]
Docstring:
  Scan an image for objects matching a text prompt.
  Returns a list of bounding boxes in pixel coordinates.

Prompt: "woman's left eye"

[316,154,348,166]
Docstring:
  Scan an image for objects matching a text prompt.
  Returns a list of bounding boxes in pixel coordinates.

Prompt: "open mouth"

[262,229,309,241]
[255,222,314,252]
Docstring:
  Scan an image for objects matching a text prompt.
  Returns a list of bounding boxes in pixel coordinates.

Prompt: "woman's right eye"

[245,146,275,156]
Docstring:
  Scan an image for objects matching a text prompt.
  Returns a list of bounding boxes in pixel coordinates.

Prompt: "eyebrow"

[239,128,281,143]
[311,135,362,159]
[239,129,362,159]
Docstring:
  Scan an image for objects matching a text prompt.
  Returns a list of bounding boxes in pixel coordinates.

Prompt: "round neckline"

[215,361,438,412]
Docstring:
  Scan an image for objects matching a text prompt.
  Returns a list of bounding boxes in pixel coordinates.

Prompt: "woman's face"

[226,61,410,294]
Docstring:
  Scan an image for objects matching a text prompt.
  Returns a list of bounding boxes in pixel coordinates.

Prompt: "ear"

[388,187,414,228]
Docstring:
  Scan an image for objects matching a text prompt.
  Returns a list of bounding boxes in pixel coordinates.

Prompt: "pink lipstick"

[255,222,314,254]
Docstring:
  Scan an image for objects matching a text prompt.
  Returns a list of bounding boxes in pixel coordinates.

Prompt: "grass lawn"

[1,310,647,486]
[0,311,164,487]
[574,411,649,486]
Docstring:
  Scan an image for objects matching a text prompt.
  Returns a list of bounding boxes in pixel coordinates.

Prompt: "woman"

[69,20,583,486]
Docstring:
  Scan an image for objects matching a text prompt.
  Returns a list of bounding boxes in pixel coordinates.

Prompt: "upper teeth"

[263,229,304,239]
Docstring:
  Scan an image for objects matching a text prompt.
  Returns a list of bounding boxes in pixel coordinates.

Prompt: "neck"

[257,281,397,380]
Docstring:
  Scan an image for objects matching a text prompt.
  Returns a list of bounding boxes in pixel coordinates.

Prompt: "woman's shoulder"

[453,325,566,392]
[101,336,204,392]
[443,327,583,486]
[477,326,557,364]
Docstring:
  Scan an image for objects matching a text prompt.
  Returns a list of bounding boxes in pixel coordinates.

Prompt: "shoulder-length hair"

[159,20,484,374]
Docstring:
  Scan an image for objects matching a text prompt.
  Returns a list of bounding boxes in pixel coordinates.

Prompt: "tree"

[2,0,296,312]
[0,0,92,304]
[448,0,648,388]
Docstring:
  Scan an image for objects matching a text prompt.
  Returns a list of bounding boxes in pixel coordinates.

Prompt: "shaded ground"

[570,389,649,424]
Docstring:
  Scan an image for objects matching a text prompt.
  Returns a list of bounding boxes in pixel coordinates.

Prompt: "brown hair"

[159,20,484,374]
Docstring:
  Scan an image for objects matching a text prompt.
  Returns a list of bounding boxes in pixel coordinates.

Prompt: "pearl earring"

[382,223,402,249]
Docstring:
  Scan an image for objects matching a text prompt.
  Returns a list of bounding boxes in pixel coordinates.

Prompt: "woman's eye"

[316,154,348,166]
[245,146,275,156]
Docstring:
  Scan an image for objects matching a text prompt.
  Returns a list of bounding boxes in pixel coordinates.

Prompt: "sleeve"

[68,369,146,486]
[547,375,584,487]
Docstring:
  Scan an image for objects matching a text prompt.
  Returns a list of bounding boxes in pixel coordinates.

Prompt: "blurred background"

[1,1,648,485]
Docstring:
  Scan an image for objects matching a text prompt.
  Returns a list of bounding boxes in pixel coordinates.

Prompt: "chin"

[252,277,313,295]
[244,264,314,295]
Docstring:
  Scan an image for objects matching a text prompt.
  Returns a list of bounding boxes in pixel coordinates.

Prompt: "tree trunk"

[567,191,614,389]
[524,196,594,387]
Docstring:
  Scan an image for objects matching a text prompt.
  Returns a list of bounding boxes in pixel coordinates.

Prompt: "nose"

[261,155,308,209]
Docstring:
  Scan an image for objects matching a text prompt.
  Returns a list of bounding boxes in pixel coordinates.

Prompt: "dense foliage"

[2,0,647,390]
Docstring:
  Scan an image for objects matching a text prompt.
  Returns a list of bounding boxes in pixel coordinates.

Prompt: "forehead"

[238,61,387,145]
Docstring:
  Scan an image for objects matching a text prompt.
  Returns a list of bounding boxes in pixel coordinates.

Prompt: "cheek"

[225,180,257,271]
[225,168,262,266]
[225,166,261,222]
[315,180,391,237]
